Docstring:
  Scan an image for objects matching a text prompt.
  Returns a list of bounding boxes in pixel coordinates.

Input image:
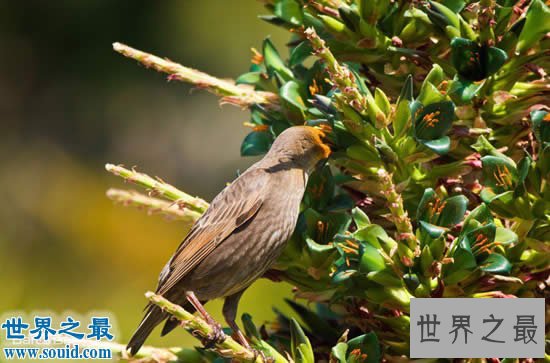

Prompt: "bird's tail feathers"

[126,304,166,356]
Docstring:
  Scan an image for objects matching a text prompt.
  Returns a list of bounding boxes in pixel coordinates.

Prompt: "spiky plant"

[106,0,549,362]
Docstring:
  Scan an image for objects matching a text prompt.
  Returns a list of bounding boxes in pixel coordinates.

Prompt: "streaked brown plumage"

[127,126,331,355]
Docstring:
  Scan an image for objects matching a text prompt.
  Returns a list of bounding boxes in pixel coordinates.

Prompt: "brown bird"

[127,126,331,355]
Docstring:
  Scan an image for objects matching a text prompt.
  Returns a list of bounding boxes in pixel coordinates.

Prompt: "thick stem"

[106,188,202,223]
[304,27,368,113]
[105,164,209,213]
[377,168,417,252]
[146,292,267,363]
[112,42,278,109]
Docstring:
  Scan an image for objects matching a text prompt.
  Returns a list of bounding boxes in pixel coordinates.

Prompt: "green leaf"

[516,0,550,53]
[280,80,307,122]
[462,203,492,234]
[442,0,465,12]
[352,207,370,229]
[419,220,446,238]
[425,1,460,30]
[290,41,313,67]
[420,245,435,276]
[516,157,531,185]
[304,165,334,210]
[290,318,315,363]
[450,38,507,81]
[411,100,455,154]
[443,245,477,284]
[423,64,445,89]
[286,300,340,342]
[347,332,381,363]
[236,72,263,85]
[448,76,484,103]
[487,191,533,220]
[263,38,293,81]
[366,270,403,287]
[437,195,469,227]
[530,110,550,144]
[274,0,303,25]
[417,188,437,221]
[485,46,508,76]
[480,253,512,274]
[339,5,360,31]
[420,137,451,154]
[481,155,518,193]
[354,225,389,249]
[374,88,391,117]
[495,227,518,246]
[417,82,446,105]
[398,74,414,103]
[240,131,272,156]
[359,243,386,272]
[331,342,348,363]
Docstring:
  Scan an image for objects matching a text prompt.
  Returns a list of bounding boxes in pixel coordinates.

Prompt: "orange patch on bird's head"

[302,125,333,159]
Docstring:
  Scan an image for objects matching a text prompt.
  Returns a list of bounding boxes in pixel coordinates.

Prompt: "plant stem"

[105,164,209,213]
[106,188,202,223]
[112,42,279,109]
[304,27,368,114]
[145,292,265,363]
[377,168,417,252]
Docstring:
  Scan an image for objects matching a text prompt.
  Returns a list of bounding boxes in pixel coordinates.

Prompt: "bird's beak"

[315,157,329,173]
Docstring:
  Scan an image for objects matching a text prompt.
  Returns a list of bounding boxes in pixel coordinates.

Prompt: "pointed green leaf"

[443,246,477,284]
[413,101,456,140]
[241,131,272,156]
[420,137,451,154]
[481,155,518,193]
[290,318,314,363]
[480,253,512,274]
[530,110,550,144]
[236,72,264,86]
[263,38,293,81]
[331,342,348,363]
[495,227,518,246]
[280,80,307,121]
[347,332,381,363]
[339,5,360,31]
[426,1,460,30]
[274,0,303,25]
[485,46,508,76]
[286,300,340,342]
[374,88,391,117]
[417,188,437,221]
[419,220,446,238]
[437,195,469,227]
[451,37,485,81]
[359,244,386,272]
[448,76,484,103]
[366,270,403,287]
[516,0,550,53]
[451,38,507,80]
[290,41,313,67]
[352,207,371,229]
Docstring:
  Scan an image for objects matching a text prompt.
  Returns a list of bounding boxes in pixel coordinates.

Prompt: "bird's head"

[265,125,333,173]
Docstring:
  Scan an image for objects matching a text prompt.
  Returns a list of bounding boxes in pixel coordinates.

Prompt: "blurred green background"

[0,0,295,349]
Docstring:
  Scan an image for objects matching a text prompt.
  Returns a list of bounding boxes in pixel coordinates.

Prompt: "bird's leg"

[222,291,249,348]
[185,291,225,346]
[223,291,272,362]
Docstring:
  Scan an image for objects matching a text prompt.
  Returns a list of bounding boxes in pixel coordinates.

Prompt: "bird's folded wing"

[156,168,267,295]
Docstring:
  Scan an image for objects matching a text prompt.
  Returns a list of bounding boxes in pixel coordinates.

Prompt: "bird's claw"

[202,322,226,348]
[251,348,273,363]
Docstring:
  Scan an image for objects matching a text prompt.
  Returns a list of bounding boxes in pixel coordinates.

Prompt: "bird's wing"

[156,168,267,295]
